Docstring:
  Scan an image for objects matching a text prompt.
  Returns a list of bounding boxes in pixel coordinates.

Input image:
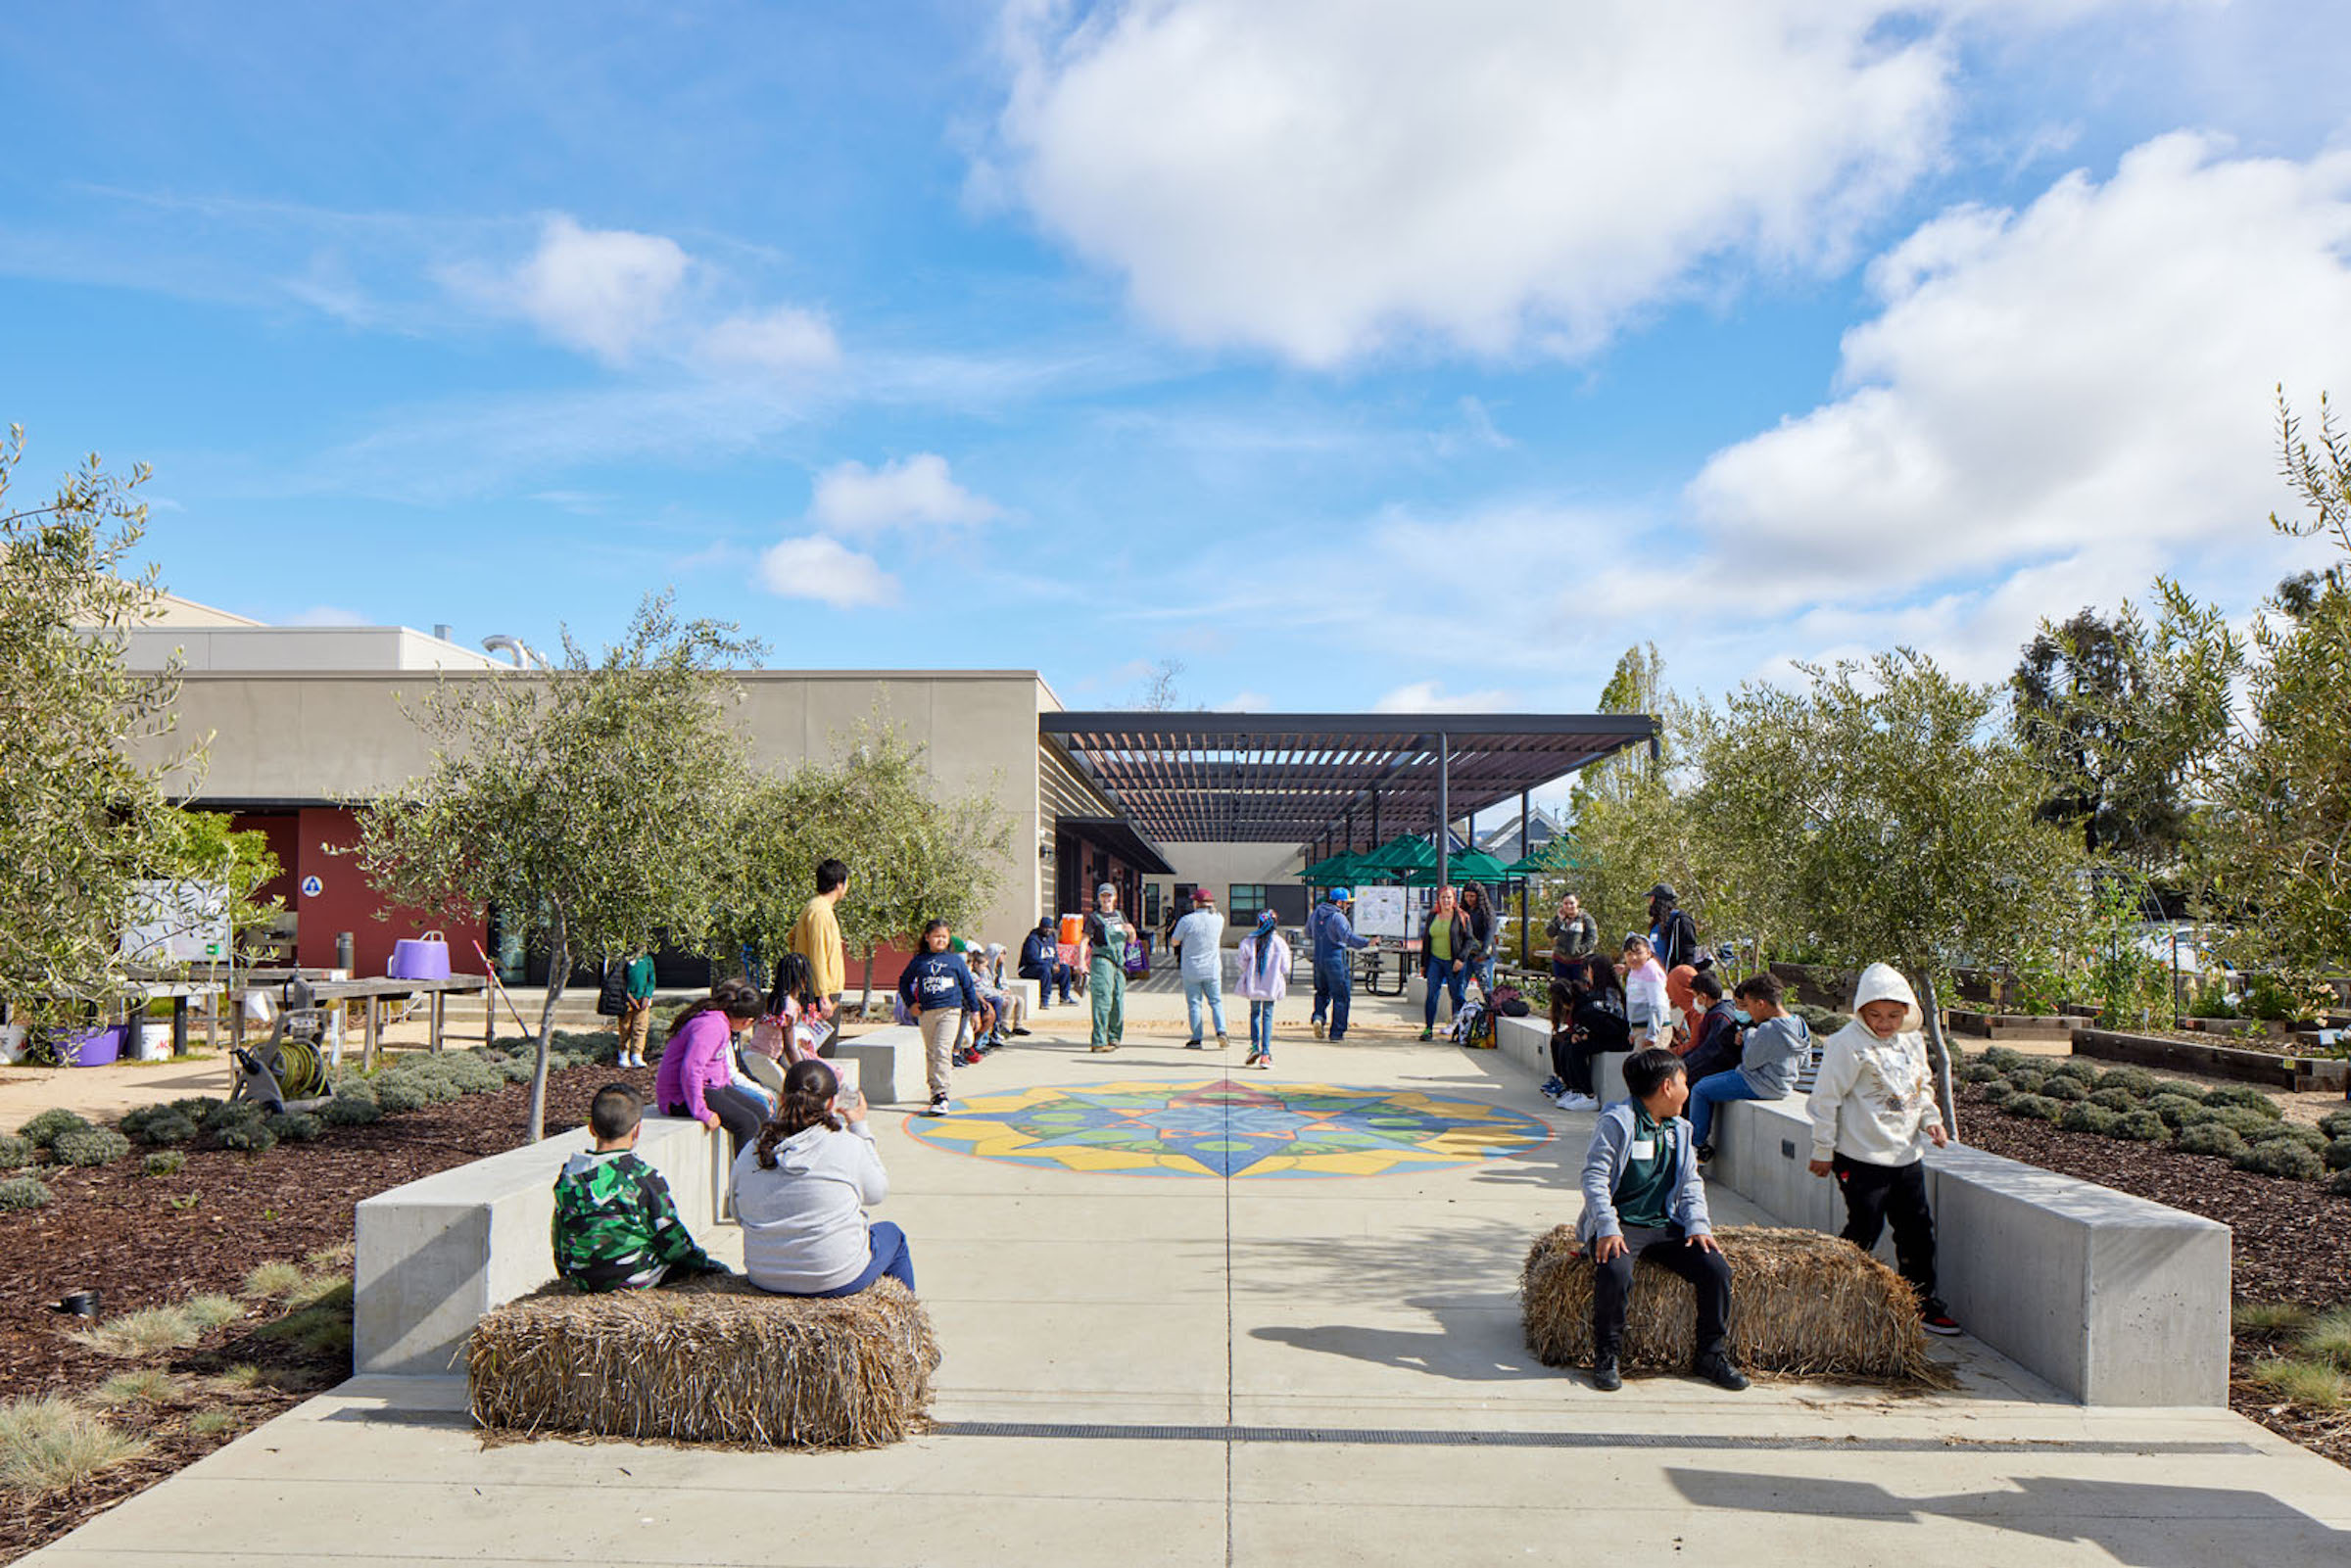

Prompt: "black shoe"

[1591,1356,1622,1393]
[926,1093,950,1117]
[1184,1038,1205,1050]
[1011,1025,1032,1036]
[1919,1300,1962,1336]
[1695,1143,1716,1164]
[1692,1352,1750,1392]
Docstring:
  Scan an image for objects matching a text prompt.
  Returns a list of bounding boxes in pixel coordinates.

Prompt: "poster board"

[1353,885,1415,939]
[120,879,230,964]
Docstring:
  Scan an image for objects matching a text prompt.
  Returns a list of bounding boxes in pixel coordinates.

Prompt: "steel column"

[1436,732,1450,891]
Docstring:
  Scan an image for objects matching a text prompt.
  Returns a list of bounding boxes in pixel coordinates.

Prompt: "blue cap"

[1330,886,1353,901]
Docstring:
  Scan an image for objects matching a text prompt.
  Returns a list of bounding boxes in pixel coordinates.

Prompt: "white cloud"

[1687,133,2351,625]
[1218,689,1273,712]
[992,0,1982,366]
[757,535,899,608]
[808,453,1002,532]
[1373,680,1514,714]
[696,306,840,374]
[287,604,369,627]
[500,214,690,365]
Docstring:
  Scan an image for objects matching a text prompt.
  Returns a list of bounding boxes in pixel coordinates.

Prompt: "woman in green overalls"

[1084,881,1131,1053]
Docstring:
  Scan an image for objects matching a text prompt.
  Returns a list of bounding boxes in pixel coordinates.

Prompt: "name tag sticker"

[1628,1139,1656,1161]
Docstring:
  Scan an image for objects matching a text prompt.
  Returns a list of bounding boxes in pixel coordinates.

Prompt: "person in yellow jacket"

[790,858,849,1052]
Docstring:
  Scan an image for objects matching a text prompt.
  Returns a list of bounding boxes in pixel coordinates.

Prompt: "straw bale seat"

[1519,1224,1952,1387]
[467,1273,939,1449]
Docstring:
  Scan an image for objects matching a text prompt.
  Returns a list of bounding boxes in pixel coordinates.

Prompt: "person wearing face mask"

[1687,972,1811,1162]
[1806,964,1959,1337]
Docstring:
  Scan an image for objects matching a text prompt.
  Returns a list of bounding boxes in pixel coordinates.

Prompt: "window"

[1143,883,1162,927]
[1229,884,1271,921]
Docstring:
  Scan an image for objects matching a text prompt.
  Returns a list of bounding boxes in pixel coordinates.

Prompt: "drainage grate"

[931,1421,2255,1456]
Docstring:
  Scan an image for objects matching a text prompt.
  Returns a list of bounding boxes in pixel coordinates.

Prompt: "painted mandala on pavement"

[903,1079,1552,1179]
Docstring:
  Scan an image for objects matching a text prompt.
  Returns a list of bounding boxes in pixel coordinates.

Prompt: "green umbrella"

[1300,851,1367,883]
[1441,849,1511,883]
[1357,833,1437,879]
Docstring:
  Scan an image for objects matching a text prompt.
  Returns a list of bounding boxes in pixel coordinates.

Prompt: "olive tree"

[356,594,761,1141]
[0,427,206,1026]
[1701,651,2087,1131]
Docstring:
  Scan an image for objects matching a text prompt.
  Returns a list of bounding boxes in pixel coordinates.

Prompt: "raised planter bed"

[2182,1017,2298,1039]
[2071,1026,2350,1091]
[1943,1008,2081,1040]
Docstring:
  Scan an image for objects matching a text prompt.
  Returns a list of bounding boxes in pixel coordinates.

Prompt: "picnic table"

[231,974,491,1069]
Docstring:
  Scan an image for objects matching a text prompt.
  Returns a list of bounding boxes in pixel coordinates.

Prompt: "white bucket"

[132,1022,174,1062]
[0,1025,25,1065]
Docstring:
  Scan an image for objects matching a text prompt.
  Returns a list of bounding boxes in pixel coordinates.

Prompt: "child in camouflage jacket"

[552,1083,726,1292]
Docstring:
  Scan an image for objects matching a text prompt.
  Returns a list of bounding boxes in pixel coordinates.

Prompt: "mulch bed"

[1953,1079,2351,1470]
[0,1058,651,1563]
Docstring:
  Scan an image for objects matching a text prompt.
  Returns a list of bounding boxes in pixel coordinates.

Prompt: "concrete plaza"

[24,1018,2351,1567]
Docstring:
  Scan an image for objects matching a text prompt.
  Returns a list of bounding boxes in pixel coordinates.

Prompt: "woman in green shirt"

[1419,885,1472,1040]
[1083,882,1132,1053]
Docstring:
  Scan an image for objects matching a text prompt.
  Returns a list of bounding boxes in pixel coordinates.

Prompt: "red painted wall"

[292,806,487,977]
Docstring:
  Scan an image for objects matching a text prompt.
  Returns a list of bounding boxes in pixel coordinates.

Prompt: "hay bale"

[467,1273,939,1449]
[1520,1224,1952,1387]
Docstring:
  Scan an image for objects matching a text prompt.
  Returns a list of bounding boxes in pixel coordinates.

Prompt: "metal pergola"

[1037,711,1658,892]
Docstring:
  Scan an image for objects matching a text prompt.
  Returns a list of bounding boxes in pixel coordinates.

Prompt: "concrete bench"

[354,1114,720,1376]
[1495,1014,1628,1105]
[831,1022,924,1106]
[1688,1093,2229,1406]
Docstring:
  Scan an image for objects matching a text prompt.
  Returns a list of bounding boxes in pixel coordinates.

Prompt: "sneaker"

[1919,1302,1962,1337]
[1539,1075,1564,1098]
[1312,1019,1326,1040]
[925,1094,950,1117]
[1090,1043,1117,1054]
[1011,1025,1032,1036]
[1555,1092,1600,1112]
[1591,1355,1622,1393]
[1695,1143,1717,1164]
[1418,1026,1434,1041]
[1255,1055,1271,1069]
[1692,1352,1750,1392]
[1216,1032,1228,1048]
[1185,1038,1205,1050]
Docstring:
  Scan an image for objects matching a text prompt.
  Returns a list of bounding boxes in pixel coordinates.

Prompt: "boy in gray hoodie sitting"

[1577,1047,1749,1393]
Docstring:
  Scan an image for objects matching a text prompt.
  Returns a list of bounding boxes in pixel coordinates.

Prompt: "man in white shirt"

[1172,888,1229,1049]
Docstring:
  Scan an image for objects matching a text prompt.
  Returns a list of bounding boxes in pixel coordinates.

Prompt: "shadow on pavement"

[1665,1469,2351,1564]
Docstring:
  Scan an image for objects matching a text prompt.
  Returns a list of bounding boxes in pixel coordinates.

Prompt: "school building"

[120,594,1652,984]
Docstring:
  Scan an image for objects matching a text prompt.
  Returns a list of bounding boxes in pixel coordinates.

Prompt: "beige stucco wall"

[138,670,1053,946]
[1147,841,1307,933]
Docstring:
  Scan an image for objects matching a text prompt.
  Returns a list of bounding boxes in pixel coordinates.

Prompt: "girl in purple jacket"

[654,977,767,1153]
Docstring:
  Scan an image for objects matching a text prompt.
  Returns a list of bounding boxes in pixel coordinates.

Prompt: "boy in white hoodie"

[1806,964,1960,1336]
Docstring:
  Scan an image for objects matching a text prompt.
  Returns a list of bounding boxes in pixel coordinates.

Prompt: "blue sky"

[9,0,2351,716]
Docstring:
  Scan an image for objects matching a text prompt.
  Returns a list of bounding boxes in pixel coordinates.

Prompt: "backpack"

[1490,983,1531,1018]
[595,961,629,1018]
[1450,1000,1494,1048]
[1572,992,1631,1052]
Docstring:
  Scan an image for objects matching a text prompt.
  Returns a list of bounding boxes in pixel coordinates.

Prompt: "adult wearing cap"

[1083,882,1134,1053]
[1649,883,1700,973]
[1171,886,1229,1049]
[1314,885,1372,1041]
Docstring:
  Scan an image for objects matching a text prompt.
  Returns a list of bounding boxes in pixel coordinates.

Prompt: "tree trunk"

[860,948,876,1017]
[528,908,566,1145]
[1916,968,1959,1141]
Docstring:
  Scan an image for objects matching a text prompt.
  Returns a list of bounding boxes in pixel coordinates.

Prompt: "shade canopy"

[1037,711,1657,851]
[1299,851,1368,884]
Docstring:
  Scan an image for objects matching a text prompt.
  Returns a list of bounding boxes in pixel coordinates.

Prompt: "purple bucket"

[62,1025,124,1068]
[388,932,453,981]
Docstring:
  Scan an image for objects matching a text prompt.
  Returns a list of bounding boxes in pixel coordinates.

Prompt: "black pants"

[1591,1224,1733,1360]
[1550,1027,1604,1095]
[1832,1154,1938,1302]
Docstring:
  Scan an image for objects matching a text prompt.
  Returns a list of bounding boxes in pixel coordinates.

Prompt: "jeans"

[1687,1069,1767,1147]
[1832,1155,1938,1302]
[1319,956,1354,1038]
[1248,999,1274,1052]
[666,1083,766,1160]
[1423,956,1466,1027]
[1022,961,1075,1004]
[1311,960,1331,1023]
[1183,974,1227,1040]
[1591,1224,1733,1361]
[807,1220,917,1299]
